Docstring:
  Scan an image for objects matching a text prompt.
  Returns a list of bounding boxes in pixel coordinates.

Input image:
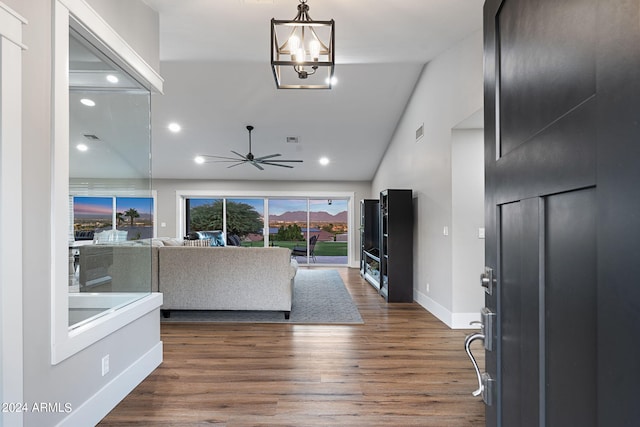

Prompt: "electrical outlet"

[101,354,110,376]
[443,226,449,236]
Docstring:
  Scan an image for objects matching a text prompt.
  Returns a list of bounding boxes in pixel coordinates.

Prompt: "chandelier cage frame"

[271,0,335,89]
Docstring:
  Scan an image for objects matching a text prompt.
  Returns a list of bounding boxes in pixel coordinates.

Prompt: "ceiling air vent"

[286,136,299,144]
[415,124,424,142]
[83,134,100,141]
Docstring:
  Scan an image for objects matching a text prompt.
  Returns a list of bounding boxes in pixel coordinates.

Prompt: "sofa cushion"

[159,246,296,312]
[159,237,184,246]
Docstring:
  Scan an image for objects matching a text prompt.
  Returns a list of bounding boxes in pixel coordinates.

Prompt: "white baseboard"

[56,341,163,427]
[451,312,481,329]
[414,291,481,330]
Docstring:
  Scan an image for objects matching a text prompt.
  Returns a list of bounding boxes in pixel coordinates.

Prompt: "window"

[268,198,307,250]
[66,27,154,328]
[182,193,351,265]
[71,196,155,241]
[226,198,265,246]
[309,198,348,264]
[185,198,265,246]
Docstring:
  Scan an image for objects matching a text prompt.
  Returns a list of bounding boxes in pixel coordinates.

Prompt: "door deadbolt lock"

[480,267,495,295]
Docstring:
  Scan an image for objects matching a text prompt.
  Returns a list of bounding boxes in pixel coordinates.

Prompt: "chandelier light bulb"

[288,35,300,58]
[296,48,306,63]
[309,40,320,60]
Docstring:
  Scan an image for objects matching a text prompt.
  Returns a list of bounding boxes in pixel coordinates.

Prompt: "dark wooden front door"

[483,0,640,425]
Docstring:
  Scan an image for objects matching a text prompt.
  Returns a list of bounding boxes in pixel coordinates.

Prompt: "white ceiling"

[140,0,484,181]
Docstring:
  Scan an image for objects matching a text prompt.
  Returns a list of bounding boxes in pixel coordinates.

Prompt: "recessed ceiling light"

[80,98,95,107]
[194,156,205,164]
[319,156,330,166]
[106,74,119,83]
[76,143,88,152]
[168,122,182,133]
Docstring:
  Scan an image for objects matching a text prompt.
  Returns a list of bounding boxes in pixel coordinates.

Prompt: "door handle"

[465,325,496,406]
[464,332,485,397]
[469,309,496,351]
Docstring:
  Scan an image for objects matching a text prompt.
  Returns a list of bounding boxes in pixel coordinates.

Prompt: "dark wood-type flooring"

[99,267,485,426]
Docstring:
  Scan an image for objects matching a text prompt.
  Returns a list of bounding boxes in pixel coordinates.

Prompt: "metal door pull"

[465,332,485,397]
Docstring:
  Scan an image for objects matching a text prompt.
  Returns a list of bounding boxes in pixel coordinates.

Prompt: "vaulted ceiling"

[142,0,484,181]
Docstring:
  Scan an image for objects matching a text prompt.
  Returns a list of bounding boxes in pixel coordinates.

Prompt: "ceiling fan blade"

[230,150,249,160]
[260,162,294,168]
[226,161,247,169]
[254,153,282,161]
[199,154,243,161]
[251,161,264,171]
[260,159,303,163]
[207,159,247,163]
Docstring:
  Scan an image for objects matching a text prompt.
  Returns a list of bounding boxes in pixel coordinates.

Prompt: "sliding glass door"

[226,198,264,246]
[186,197,265,246]
[268,198,348,265]
[186,198,223,238]
[268,198,307,250]
[184,195,350,265]
[308,198,348,265]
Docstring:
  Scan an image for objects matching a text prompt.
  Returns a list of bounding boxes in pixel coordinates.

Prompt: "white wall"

[85,0,160,71]
[451,129,485,321]
[372,31,484,328]
[0,4,26,426]
[153,179,373,267]
[4,0,162,425]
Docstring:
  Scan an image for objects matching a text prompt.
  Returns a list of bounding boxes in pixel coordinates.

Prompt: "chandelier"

[271,0,335,89]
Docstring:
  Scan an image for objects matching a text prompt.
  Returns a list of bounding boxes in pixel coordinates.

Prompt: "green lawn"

[242,240,347,256]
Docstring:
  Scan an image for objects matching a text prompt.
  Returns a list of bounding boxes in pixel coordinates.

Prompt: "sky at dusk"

[116,197,154,214]
[74,196,153,217]
[73,197,113,217]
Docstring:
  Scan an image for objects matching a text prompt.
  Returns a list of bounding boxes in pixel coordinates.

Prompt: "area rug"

[160,269,364,324]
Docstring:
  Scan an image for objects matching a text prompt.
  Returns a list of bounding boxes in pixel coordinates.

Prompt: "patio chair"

[291,235,318,263]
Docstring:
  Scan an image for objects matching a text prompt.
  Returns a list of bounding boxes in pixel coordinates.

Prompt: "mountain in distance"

[269,210,347,223]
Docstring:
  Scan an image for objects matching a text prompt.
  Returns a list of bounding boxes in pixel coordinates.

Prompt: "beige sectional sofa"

[78,243,298,319]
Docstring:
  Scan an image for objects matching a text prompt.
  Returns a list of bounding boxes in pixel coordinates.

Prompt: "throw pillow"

[183,239,211,247]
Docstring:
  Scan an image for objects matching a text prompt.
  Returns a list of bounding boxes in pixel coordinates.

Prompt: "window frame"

[177,190,356,266]
[51,0,163,365]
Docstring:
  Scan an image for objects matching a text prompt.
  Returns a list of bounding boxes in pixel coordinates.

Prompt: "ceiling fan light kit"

[197,126,303,170]
[271,0,335,89]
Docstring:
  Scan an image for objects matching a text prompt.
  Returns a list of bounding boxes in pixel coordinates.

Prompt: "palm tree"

[123,208,140,227]
[116,212,124,226]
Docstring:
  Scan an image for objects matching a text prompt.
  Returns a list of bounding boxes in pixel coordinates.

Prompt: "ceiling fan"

[198,125,303,170]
